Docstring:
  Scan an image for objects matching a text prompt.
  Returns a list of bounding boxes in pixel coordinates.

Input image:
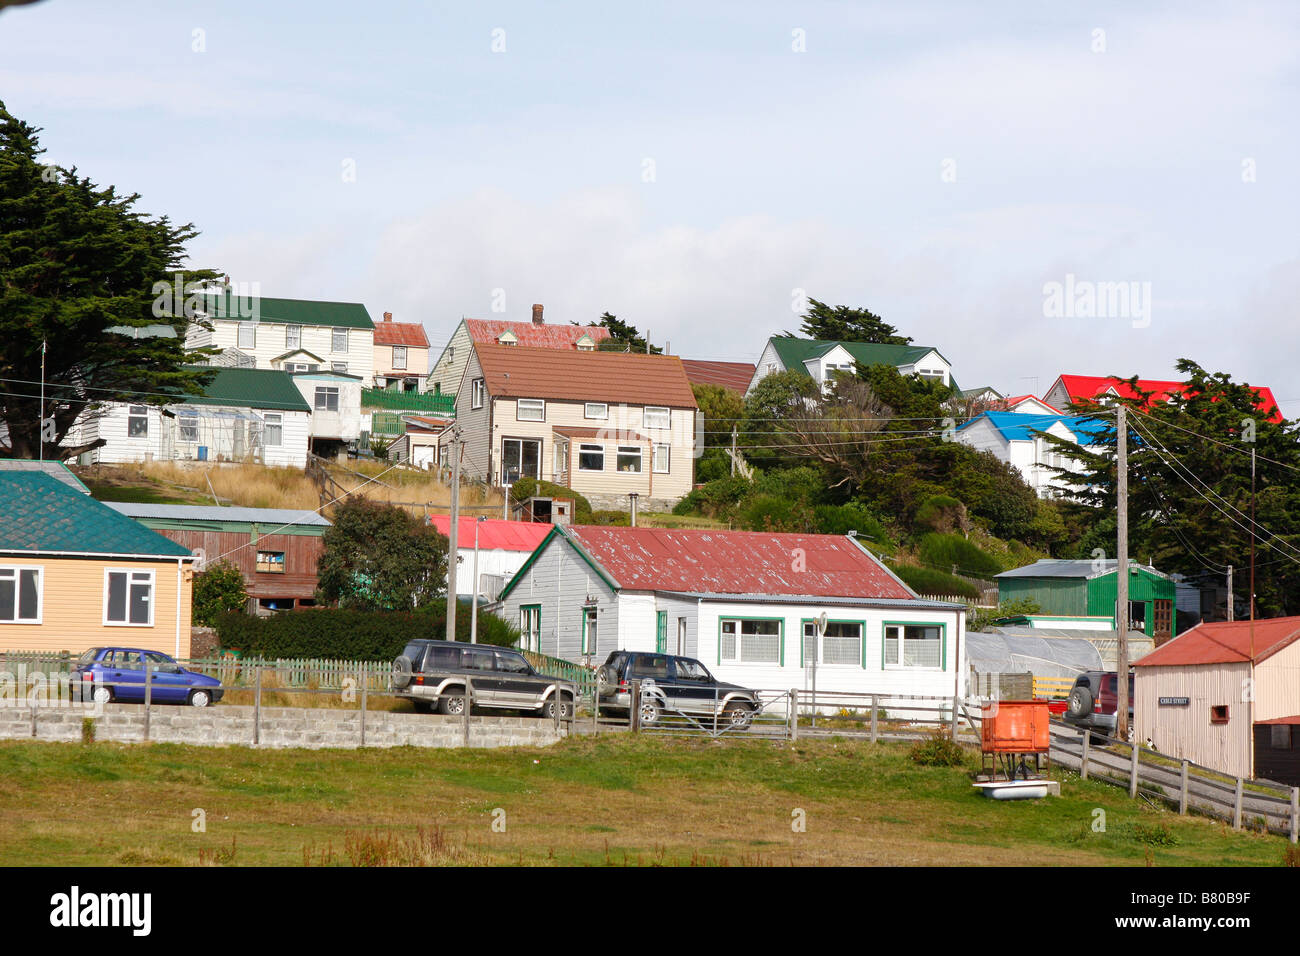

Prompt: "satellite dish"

[816,612,828,636]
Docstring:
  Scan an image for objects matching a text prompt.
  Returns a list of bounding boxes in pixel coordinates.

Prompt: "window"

[471,378,485,410]
[332,328,348,353]
[315,387,339,412]
[286,362,317,373]
[918,369,944,382]
[501,438,541,482]
[585,402,608,420]
[582,606,598,656]
[127,405,149,438]
[285,325,301,350]
[676,658,709,681]
[720,619,782,664]
[392,346,407,370]
[178,412,198,443]
[653,443,670,473]
[494,650,531,673]
[263,413,282,447]
[656,611,667,653]
[823,622,863,665]
[520,605,541,653]
[105,570,154,626]
[331,362,349,373]
[578,444,604,471]
[1270,725,1294,749]
[517,398,545,422]
[257,551,285,573]
[616,445,642,473]
[553,440,569,477]
[1211,705,1230,725]
[238,321,256,349]
[643,406,670,429]
[883,623,944,668]
[0,566,41,623]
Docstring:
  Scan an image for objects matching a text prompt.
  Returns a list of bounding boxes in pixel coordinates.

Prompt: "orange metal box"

[980,700,1051,754]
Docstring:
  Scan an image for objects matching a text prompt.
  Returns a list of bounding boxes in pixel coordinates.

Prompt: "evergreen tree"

[790,298,912,344]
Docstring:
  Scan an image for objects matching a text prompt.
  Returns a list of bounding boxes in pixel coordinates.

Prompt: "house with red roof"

[680,359,757,395]
[998,395,1061,416]
[372,311,431,391]
[427,516,552,602]
[425,304,613,398]
[1044,374,1283,423]
[497,525,967,699]
[1133,616,1300,781]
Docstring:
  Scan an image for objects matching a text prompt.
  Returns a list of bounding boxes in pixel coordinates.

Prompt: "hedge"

[890,564,979,600]
[212,600,521,661]
[917,533,1002,577]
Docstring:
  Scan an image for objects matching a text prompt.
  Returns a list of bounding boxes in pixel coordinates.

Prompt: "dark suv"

[595,651,761,728]
[1064,670,1134,739]
[391,640,576,719]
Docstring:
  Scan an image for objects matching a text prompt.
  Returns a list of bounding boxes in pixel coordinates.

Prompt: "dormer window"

[576,334,595,352]
[497,330,518,346]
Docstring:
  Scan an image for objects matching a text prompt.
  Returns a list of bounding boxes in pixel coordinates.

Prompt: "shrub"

[192,560,248,626]
[909,731,966,766]
[1129,821,1179,847]
[510,478,592,522]
[890,564,979,599]
[212,601,521,660]
[588,510,630,526]
[738,494,814,532]
[918,533,1002,578]
[671,476,752,518]
[753,466,827,506]
[812,502,891,546]
[913,494,968,534]
[81,718,95,745]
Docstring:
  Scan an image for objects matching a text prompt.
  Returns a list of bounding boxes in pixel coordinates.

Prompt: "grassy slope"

[0,735,1288,866]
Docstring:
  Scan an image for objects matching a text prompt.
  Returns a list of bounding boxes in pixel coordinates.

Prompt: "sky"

[2,0,1297,413]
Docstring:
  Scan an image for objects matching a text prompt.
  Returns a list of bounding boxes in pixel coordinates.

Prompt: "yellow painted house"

[0,461,196,657]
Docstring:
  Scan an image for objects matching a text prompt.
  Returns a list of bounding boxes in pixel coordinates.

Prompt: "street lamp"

[470,515,486,644]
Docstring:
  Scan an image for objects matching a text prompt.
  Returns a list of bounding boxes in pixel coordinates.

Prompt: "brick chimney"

[531,303,544,325]
[383,311,392,322]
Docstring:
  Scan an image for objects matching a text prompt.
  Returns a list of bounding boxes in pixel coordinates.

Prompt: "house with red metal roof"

[497,525,967,699]
[427,516,552,602]
[372,311,431,391]
[425,304,613,398]
[442,341,698,510]
[1133,616,1300,781]
[1043,374,1283,423]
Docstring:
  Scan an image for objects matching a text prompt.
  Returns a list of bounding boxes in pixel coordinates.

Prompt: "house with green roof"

[67,367,312,468]
[0,461,197,657]
[746,335,959,396]
[184,290,377,388]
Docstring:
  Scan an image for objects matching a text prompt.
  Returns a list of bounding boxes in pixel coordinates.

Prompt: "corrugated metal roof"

[1256,716,1300,725]
[373,321,430,348]
[1053,374,1283,423]
[475,344,697,408]
[769,337,943,375]
[680,360,756,394]
[182,367,312,412]
[106,502,331,528]
[563,526,916,599]
[1132,616,1300,667]
[465,319,613,349]
[0,460,91,494]
[427,517,552,552]
[659,591,961,610]
[0,472,193,557]
[197,293,375,330]
[997,559,1167,580]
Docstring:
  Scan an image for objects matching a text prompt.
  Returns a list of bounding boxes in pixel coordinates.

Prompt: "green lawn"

[0,735,1290,866]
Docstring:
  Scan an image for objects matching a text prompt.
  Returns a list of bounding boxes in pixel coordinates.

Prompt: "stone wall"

[0,703,564,750]
[582,493,681,514]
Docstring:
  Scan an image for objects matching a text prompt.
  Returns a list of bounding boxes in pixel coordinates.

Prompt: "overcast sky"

[2,1,1297,412]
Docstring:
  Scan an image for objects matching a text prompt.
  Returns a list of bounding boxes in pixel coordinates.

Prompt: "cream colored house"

[373,311,430,391]
[443,343,698,510]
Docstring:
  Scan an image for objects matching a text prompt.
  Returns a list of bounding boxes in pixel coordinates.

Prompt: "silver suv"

[392,640,576,719]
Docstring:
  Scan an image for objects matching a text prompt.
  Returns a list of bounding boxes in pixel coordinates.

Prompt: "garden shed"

[996,559,1178,644]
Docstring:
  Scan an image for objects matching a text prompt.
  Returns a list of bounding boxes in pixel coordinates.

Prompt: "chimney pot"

[532,304,544,325]
[383,312,392,322]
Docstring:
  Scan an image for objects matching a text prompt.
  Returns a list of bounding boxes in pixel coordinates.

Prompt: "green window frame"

[520,604,541,653]
[581,606,598,656]
[800,618,867,668]
[881,621,947,670]
[718,617,784,666]
[656,611,667,653]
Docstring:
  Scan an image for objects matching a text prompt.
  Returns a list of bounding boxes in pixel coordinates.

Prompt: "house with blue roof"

[0,460,197,657]
[955,411,1107,498]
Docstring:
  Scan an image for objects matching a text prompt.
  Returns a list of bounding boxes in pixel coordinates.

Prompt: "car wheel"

[391,655,413,690]
[637,697,662,727]
[92,686,113,705]
[724,703,754,730]
[439,691,467,716]
[188,689,211,708]
[595,665,616,696]
[543,695,574,720]
[1067,686,1093,719]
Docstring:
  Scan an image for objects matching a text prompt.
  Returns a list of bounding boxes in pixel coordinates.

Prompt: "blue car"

[73,647,224,707]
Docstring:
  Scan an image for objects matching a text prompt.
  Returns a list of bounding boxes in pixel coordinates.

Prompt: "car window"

[631,655,670,680]
[675,658,710,682]
[424,645,461,670]
[494,651,532,675]
[116,651,144,671]
[463,648,496,672]
[145,652,172,668]
[401,642,427,669]
[78,648,102,665]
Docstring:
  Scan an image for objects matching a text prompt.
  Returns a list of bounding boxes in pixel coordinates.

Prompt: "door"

[671,657,718,715]
[676,617,687,656]
[144,651,191,702]
[460,646,503,707]
[655,611,667,653]
[493,649,542,707]
[582,607,598,662]
[501,438,541,484]
[1153,599,1173,645]
[110,650,146,701]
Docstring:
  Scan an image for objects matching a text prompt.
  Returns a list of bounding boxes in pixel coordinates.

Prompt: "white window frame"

[263,412,283,447]
[285,325,301,350]
[331,362,349,373]
[392,346,407,370]
[315,387,340,412]
[643,406,670,430]
[553,440,569,477]
[516,398,546,422]
[178,411,199,443]
[520,606,541,653]
[127,405,149,439]
[332,328,349,353]
[883,623,945,670]
[103,568,155,627]
[578,443,604,472]
[471,378,485,410]
[616,445,642,473]
[584,402,608,420]
[804,620,863,667]
[720,618,782,664]
[238,321,256,349]
[0,565,43,624]
[652,443,670,474]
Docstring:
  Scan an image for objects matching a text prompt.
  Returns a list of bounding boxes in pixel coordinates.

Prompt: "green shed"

[996,559,1178,643]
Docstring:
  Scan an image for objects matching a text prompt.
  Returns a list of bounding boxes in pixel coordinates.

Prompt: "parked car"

[1063,670,1134,739]
[390,639,576,719]
[72,647,224,707]
[595,651,761,729]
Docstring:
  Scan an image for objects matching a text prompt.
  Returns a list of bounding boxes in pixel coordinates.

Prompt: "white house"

[497,525,967,700]
[954,411,1106,498]
[289,370,365,455]
[428,516,552,601]
[747,335,957,396]
[67,368,312,469]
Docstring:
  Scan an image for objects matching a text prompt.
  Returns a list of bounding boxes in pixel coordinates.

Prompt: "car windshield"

[77,648,102,665]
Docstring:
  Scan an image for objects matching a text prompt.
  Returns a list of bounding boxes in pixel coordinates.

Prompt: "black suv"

[391,640,576,719]
[595,651,761,728]
[1063,670,1134,740]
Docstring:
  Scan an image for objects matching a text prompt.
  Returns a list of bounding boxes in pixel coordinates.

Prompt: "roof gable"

[1133,616,1300,667]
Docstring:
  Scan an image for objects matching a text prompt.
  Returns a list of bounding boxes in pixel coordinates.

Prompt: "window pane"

[884,626,900,665]
[128,406,148,438]
[653,444,670,473]
[517,399,544,421]
[579,444,604,470]
[585,403,607,420]
[721,622,736,660]
[107,572,127,622]
[129,577,151,624]
[616,446,642,473]
[740,631,780,663]
[18,569,38,621]
[902,626,941,667]
[0,576,14,621]
[238,322,256,348]
[643,407,669,429]
[392,346,407,369]
[332,329,348,352]
[286,325,300,349]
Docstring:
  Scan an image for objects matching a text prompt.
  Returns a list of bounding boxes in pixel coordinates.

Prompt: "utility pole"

[1250,448,1256,622]
[470,516,483,644]
[1227,565,1234,622]
[38,339,46,462]
[445,429,461,643]
[730,426,738,477]
[1116,405,1130,742]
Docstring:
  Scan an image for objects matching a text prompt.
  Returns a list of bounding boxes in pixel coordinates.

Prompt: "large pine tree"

[0,101,218,459]
[791,298,913,344]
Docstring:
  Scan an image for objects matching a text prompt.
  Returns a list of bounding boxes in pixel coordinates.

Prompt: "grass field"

[0,735,1292,866]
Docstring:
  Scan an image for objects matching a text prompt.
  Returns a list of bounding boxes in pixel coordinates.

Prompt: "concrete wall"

[0,704,563,750]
